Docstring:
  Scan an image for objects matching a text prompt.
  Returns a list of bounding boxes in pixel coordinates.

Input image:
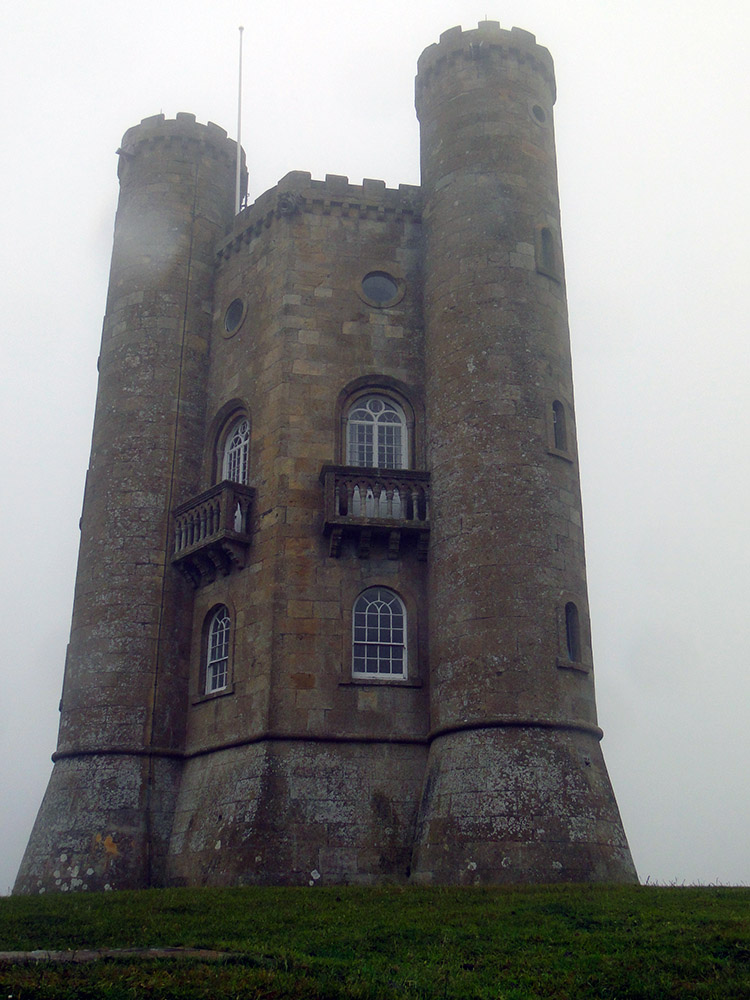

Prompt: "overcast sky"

[2,0,749,894]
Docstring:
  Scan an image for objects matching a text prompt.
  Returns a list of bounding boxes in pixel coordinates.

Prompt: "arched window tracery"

[206,605,231,693]
[222,417,250,484]
[346,396,407,470]
[352,587,407,678]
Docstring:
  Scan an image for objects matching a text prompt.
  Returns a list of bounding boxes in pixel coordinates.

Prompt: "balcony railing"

[320,465,430,560]
[172,480,255,587]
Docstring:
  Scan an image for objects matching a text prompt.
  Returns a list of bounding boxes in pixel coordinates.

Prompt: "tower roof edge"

[416,22,555,99]
[119,113,241,162]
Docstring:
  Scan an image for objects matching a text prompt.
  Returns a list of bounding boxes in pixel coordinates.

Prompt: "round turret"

[15,114,242,894]
[412,23,636,884]
[417,21,581,730]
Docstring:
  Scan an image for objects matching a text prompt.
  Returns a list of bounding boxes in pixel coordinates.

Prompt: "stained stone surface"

[15,24,636,894]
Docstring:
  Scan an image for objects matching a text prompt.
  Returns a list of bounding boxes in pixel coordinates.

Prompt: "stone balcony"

[172,480,255,587]
[320,464,430,560]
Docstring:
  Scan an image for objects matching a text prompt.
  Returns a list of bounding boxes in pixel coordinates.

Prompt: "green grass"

[1,884,749,998]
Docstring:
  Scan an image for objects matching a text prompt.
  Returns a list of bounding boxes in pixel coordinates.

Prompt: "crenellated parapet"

[416,21,555,103]
[217,172,422,259]
[117,112,243,179]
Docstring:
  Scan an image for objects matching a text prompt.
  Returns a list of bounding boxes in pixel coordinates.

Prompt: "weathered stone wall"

[411,727,636,884]
[412,22,636,881]
[16,25,637,894]
[165,173,430,884]
[15,115,240,893]
[168,741,426,885]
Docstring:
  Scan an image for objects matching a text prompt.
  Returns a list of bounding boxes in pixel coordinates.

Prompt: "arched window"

[565,602,580,662]
[352,588,407,678]
[552,400,567,451]
[222,417,250,484]
[206,606,231,693]
[346,396,407,469]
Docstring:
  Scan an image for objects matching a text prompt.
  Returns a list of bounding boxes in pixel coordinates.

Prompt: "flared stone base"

[410,725,637,884]
[14,754,182,895]
[15,729,635,892]
[166,740,428,886]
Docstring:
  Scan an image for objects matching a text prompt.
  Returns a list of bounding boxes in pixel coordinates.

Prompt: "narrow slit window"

[565,602,580,662]
[552,401,567,451]
[540,226,556,273]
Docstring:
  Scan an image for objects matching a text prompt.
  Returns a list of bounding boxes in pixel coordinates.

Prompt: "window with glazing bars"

[352,587,406,677]
[346,397,406,469]
[206,606,230,693]
[222,418,250,484]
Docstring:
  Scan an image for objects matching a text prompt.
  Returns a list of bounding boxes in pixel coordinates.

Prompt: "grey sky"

[2,0,749,892]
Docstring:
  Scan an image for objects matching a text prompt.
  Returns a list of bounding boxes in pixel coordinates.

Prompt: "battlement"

[416,21,555,101]
[117,112,241,170]
[218,172,422,259]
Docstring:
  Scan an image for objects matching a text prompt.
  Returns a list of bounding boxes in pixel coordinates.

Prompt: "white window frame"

[222,417,250,484]
[346,396,407,470]
[352,587,407,679]
[206,606,231,693]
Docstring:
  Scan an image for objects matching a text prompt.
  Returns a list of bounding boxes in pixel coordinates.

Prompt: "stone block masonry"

[14,23,636,893]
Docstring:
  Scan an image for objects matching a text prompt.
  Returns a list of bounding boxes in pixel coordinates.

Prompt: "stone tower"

[411,25,632,882]
[15,23,636,894]
[14,115,241,892]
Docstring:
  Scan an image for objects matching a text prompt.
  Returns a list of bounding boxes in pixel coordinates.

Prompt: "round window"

[361,271,399,307]
[224,298,245,335]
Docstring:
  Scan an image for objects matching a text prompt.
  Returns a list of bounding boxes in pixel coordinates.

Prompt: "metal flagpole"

[235,25,244,214]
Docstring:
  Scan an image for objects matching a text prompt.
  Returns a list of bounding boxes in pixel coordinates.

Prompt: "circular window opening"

[224,298,245,335]
[361,271,399,306]
[532,104,547,124]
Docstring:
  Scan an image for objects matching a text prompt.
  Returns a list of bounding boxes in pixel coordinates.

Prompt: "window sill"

[192,683,236,706]
[536,264,562,283]
[547,447,574,464]
[340,677,423,688]
[556,658,590,673]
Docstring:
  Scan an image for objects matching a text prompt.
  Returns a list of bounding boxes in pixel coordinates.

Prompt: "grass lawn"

[1,883,749,998]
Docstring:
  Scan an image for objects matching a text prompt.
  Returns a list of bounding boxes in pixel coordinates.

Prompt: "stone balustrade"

[320,465,430,559]
[172,481,255,586]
